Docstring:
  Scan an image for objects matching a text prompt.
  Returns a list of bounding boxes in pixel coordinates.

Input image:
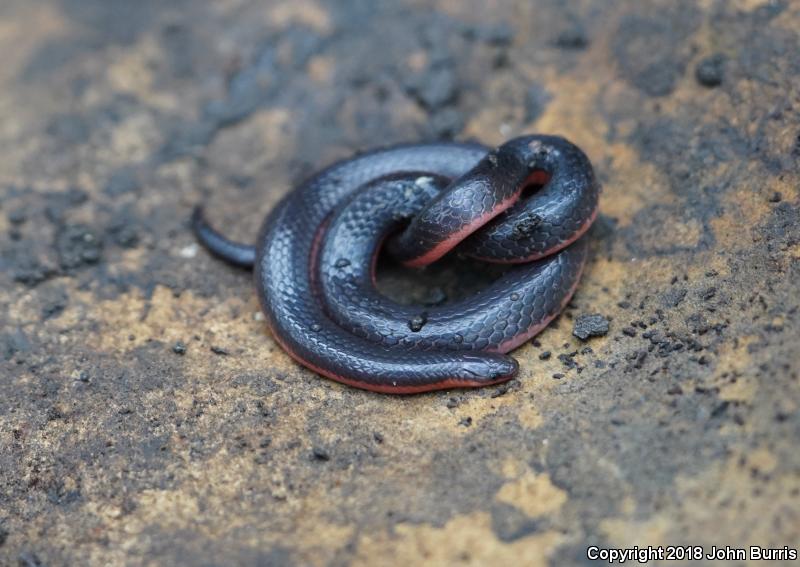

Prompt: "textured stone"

[0,1,798,566]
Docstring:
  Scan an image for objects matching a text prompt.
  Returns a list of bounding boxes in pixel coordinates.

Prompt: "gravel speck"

[55,224,102,270]
[311,447,330,461]
[695,54,725,87]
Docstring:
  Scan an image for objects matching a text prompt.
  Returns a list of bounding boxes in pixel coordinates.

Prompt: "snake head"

[453,354,518,384]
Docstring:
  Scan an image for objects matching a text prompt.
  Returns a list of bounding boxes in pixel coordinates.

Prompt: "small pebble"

[695,54,725,87]
[555,23,589,49]
[179,243,198,258]
[311,447,330,461]
[8,208,27,224]
[558,353,577,369]
[408,312,428,332]
[18,551,43,567]
[572,314,610,340]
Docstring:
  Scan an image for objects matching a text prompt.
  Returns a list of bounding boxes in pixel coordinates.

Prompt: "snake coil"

[193,135,598,393]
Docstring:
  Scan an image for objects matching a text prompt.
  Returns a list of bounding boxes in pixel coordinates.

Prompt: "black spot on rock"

[18,551,44,567]
[629,350,647,369]
[491,503,541,542]
[554,22,589,50]
[55,224,103,270]
[695,54,725,87]
[558,352,578,369]
[107,211,140,248]
[40,285,69,320]
[7,207,28,225]
[311,447,330,461]
[12,256,56,287]
[662,287,687,307]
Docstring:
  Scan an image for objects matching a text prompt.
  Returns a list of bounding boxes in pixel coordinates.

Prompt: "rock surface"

[1,1,798,565]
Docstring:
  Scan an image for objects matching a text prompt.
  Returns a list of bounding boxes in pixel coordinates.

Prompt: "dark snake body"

[193,135,598,393]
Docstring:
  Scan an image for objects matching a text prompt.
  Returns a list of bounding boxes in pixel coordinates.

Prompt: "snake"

[192,135,598,393]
